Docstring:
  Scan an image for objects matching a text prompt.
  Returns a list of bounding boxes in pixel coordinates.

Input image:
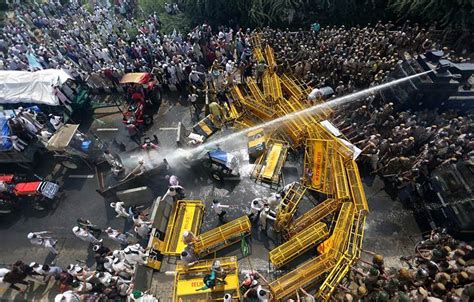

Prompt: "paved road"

[0,94,421,301]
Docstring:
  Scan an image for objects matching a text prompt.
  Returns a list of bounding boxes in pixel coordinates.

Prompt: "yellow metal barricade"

[251,139,288,185]
[285,198,342,239]
[274,182,306,231]
[281,74,304,99]
[253,47,265,63]
[246,77,265,103]
[334,202,355,253]
[194,216,251,257]
[173,256,240,302]
[265,45,276,71]
[303,139,333,193]
[270,222,328,268]
[317,256,352,301]
[333,154,351,200]
[270,73,283,100]
[345,160,369,213]
[162,200,204,256]
[269,252,337,301]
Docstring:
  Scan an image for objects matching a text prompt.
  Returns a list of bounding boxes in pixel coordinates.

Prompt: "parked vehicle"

[0,174,61,213]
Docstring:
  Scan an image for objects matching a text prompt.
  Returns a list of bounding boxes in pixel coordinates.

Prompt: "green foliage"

[138,0,191,33]
[389,0,474,29]
[138,0,473,31]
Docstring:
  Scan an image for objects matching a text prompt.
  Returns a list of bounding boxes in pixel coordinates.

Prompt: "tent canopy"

[120,72,151,84]
[46,124,79,151]
[0,69,72,106]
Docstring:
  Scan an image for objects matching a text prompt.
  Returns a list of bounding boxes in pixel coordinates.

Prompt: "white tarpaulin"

[0,69,72,106]
[319,120,362,160]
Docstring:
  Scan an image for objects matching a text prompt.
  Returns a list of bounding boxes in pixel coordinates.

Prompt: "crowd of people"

[0,204,155,301]
[334,229,474,302]
[258,24,473,196]
[0,1,253,93]
[0,0,473,301]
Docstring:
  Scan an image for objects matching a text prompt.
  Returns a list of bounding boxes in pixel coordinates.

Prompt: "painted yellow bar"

[318,256,352,301]
[311,140,324,188]
[331,202,355,254]
[174,256,240,302]
[248,136,266,148]
[270,222,328,268]
[163,200,204,256]
[262,143,283,179]
[275,182,306,231]
[269,252,337,300]
[175,274,239,298]
[333,155,350,200]
[199,121,213,136]
[345,160,369,213]
[194,216,251,256]
[286,198,342,238]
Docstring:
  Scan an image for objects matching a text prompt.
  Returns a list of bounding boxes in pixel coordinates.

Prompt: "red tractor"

[120,72,161,127]
[0,175,60,214]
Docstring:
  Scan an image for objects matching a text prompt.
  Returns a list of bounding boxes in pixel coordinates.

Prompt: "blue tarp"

[208,149,227,165]
[0,106,41,152]
[0,117,12,151]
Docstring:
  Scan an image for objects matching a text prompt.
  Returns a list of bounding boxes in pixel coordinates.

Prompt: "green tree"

[389,0,474,30]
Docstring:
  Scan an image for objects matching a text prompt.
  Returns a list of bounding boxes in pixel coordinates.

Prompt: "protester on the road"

[27,231,59,255]
[72,226,102,244]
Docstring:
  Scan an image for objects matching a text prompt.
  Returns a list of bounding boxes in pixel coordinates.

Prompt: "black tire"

[211,172,224,182]
[62,160,79,169]
[144,116,153,125]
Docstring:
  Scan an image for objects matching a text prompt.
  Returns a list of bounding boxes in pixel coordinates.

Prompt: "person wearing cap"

[41,264,62,281]
[54,290,81,302]
[134,220,152,239]
[180,248,197,268]
[258,205,276,233]
[27,231,58,255]
[182,229,198,247]
[266,193,282,212]
[162,184,185,202]
[223,293,232,302]
[112,256,134,276]
[123,245,148,265]
[212,199,230,222]
[72,226,102,245]
[105,227,129,246]
[129,289,158,302]
[48,114,63,131]
[256,284,272,302]
[248,198,264,221]
[165,174,180,186]
[110,201,130,219]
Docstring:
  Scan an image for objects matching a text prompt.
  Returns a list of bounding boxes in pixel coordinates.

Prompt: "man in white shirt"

[248,198,263,221]
[212,199,230,222]
[27,231,58,254]
[258,207,276,232]
[72,226,102,244]
[110,201,130,219]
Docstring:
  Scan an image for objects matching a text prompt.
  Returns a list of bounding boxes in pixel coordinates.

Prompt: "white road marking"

[96,128,119,131]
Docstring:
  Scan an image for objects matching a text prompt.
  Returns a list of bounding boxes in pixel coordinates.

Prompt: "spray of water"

[195,70,431,152]
[124,71,430,169]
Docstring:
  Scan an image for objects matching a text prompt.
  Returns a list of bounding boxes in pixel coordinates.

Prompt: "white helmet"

[183,230,189,237]
[27,232,35,239]
[72,226,80,233]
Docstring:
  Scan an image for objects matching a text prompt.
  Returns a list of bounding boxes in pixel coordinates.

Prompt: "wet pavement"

[0,92,422,301]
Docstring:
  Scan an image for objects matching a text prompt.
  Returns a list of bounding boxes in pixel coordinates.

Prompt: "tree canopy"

[138,0,474,32]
